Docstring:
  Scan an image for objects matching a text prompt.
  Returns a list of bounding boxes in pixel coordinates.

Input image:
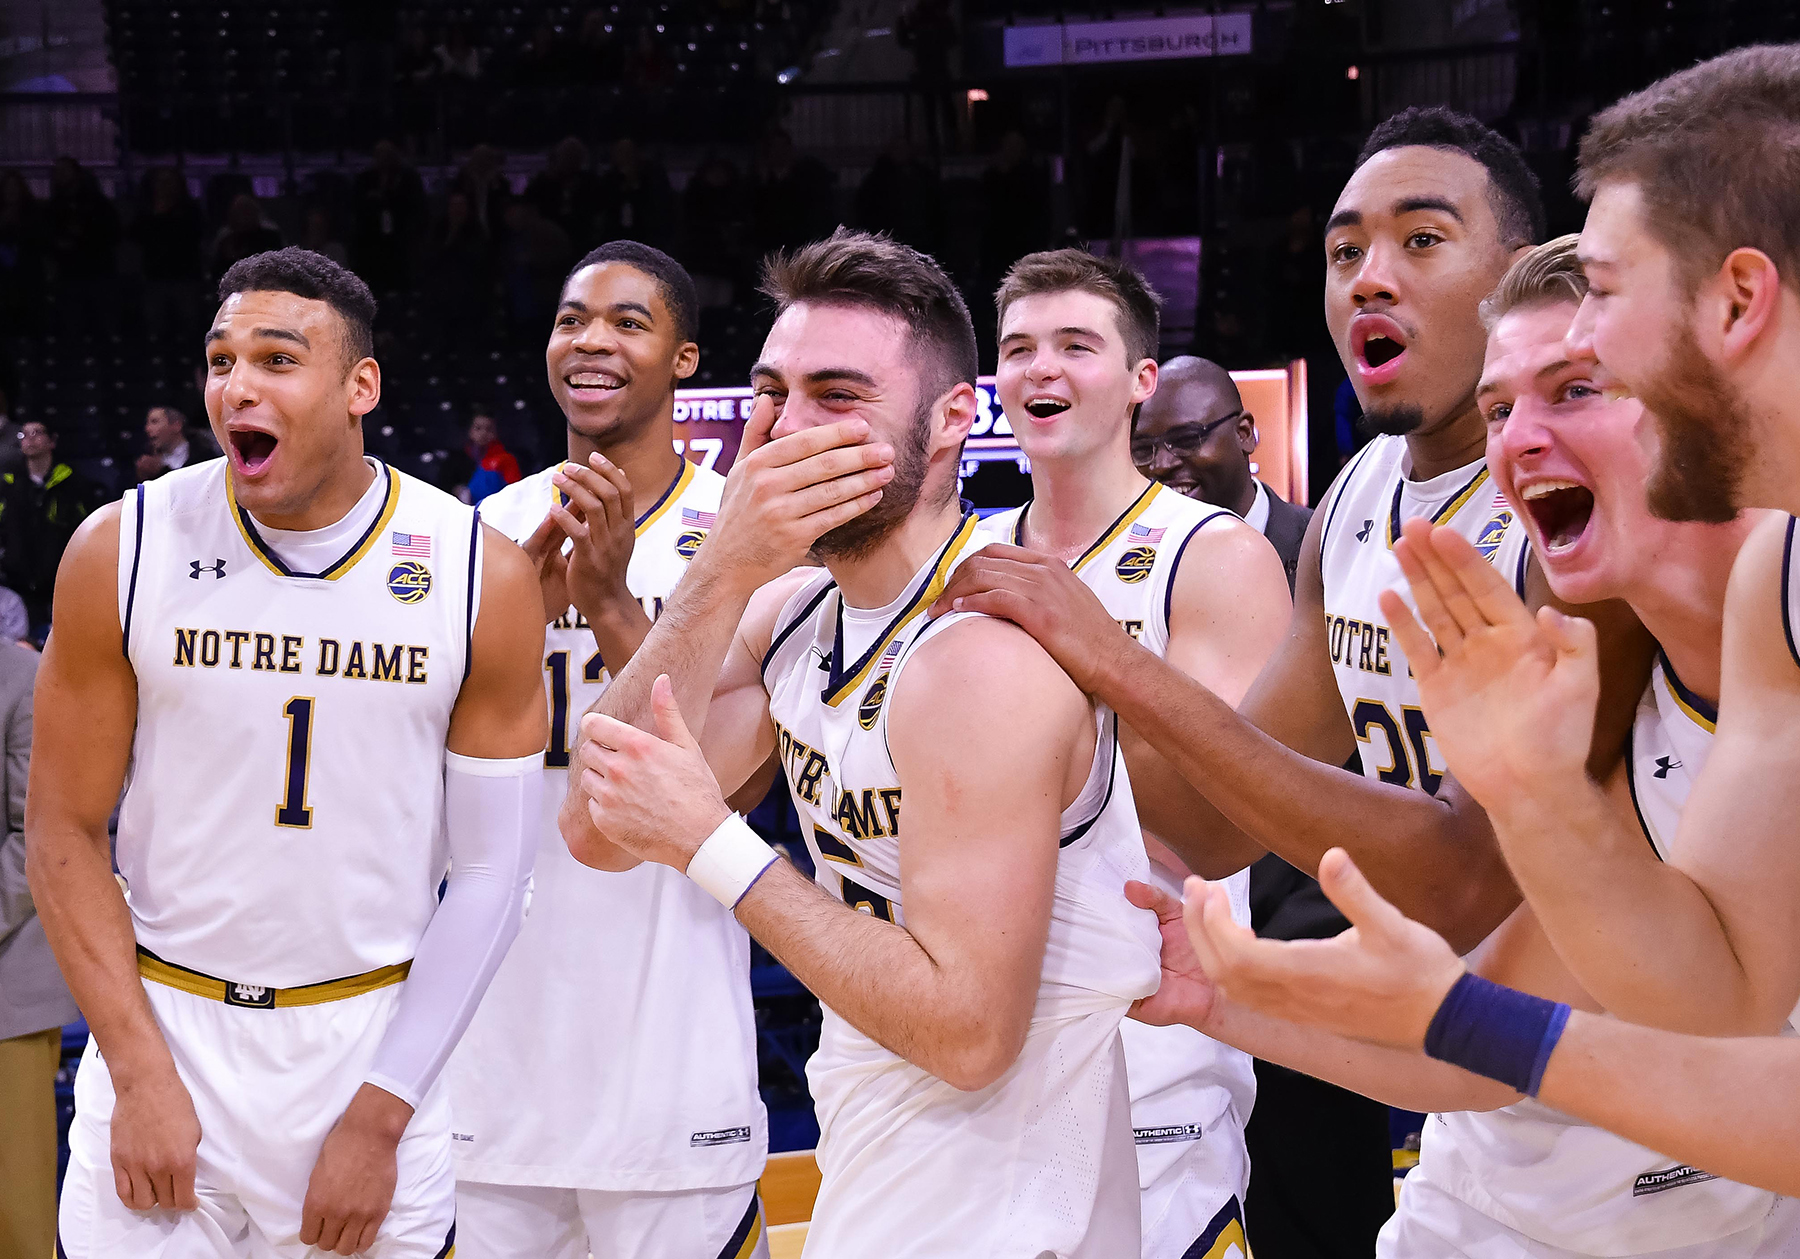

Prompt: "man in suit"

[0,640,75,1259]
[1135,355,1392,1259]
[1132,356,1310,589]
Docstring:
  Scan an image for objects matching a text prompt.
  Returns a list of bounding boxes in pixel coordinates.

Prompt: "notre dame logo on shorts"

[858,675,890,730]
[224,981,274,1009]
[1474,511,1513,561]
[1115,546,1156,584]
[387,560,433,604]
[674,529,707,560]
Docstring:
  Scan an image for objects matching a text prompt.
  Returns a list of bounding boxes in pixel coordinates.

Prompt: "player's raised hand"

[520,511,572,625]
[932,544,1136,694]
[300,1083,409,1256]
[1125,879,1220,1031]
[1378,518,1599,805]
[109,1064,201,1211]
[550,453,639,624]
[572,675,731,871]
[1184,848,1464,1051]
[698,400,894,592]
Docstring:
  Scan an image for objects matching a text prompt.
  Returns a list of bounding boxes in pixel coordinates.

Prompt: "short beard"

[1635,321,1749,524]
[1357,403,1425,439]
[811,398,934,562]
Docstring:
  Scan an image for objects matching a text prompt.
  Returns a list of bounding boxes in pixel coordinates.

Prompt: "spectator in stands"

[0,639,68,1259]
[527,137,604,252]
[750,127,839,255]
[298,206,349,267]
[0,172,45,336]
[209,194,283,282]
[855,136,944,256]
[424,190,497,348]
[442,412,522,504]
[500,198,573,337]
[598,137,674,248]
[454,144,512,238]
[133,167,205,339]
[351,139,427,294]
[681,152,750,305]
[44,157,118,332]
[978,131,1052,295]
[0,420,101,631]
[0,388,23,479]
[135,405,218,483]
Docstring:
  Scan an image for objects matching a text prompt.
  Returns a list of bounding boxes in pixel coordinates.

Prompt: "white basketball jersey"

[1415,658,1779,1254]
[980,484,1258,1195]
[447,457,767,1193]
[762,512,1160,1256]
[1316,436,1529,792]
[117,458,476,986]
[1782,516,1800,677]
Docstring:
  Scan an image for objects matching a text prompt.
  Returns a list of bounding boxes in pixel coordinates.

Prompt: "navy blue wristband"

[1422,972,1572,1097]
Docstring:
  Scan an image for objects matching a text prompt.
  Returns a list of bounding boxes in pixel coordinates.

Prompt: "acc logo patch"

[387,560,433,604]
[858,675,890,730]
[1115,545,1156,584]
[1474,511,1513,561]
[675,529,707,560]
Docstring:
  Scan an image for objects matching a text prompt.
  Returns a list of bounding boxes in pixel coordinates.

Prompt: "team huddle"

[26,38,1800,1259]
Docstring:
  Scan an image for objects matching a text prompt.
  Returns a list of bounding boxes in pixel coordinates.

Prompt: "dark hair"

[1357,106,1544,248]
[759,228,979,404]
[566,240,700,343]
[217,247,377,365]
[1578,44,1800,294]
[994,248,1162,367]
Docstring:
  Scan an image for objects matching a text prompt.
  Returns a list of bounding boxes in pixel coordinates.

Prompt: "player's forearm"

[1537,1014,1800,1197]
[1120,728,1265,879]
[1491,784,1772,1033]
[1096,644,1517,949]
[735,859,1026,1092]
[1202,997,1517,1113]
[582,592,654,680]
[25,821,175,1082]
[592,552,750,735]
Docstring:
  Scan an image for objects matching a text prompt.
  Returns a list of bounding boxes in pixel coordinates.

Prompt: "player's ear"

[672,339,700,383]
[1130,357,1158,407]
[347,356,381,420]
[936,381,979,449]
[1239,413,1258,454]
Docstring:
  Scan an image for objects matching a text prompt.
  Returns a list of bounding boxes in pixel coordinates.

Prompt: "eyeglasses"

[1130,410,1244,463]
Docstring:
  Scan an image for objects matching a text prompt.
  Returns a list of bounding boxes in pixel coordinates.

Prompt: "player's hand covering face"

[1378,517,1599,806]
[1181,848,1464,1049]
[931,543,1133,694]
[570,675,731,870]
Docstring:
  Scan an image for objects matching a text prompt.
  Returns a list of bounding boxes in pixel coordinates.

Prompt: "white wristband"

[686,814,779,909]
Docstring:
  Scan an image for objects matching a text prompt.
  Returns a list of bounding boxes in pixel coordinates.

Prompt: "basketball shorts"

[1135,1105,1248,1259]
[59,979,456,1259]
[1382,1168,1800,1259]
[454,1181,768,1259]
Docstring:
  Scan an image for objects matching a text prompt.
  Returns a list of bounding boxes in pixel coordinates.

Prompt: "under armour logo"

[1356,519,1375,542]
[190,558,227,580]
[1653,755,1681,779]
[811,647,831,671]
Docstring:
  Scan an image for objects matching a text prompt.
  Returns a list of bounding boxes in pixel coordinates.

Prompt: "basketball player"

[564,230,1162,1256]
[445,243,769,1259]
[1136,237,1796,1257]
[940,107,1647,954]
[29,248,548,1257]
[978,249,1291,1258]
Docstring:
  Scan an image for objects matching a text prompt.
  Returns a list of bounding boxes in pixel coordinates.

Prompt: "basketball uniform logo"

[387,560,432,604]
[1474,507,1514,560]
[1115,546,1156,583]
[676,506,714,560]
[224,982,274,1008]
[675,530,706,560]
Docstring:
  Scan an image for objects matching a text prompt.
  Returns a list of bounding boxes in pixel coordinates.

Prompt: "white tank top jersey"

[1417,657,1782,1254]
[446,457,768,1193]
[1782,516,1800,678]
[761,512,1161,1255]
[978,483,1259,1159]
[116,457,478,987]
[1315,435,1530,794]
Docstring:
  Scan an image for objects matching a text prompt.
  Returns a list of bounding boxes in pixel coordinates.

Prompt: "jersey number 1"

[276,696,316,828]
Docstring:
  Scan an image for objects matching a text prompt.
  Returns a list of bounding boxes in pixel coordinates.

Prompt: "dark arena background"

[3,0,1795,1249]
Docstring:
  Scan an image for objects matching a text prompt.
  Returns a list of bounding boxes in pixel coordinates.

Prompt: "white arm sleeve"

[364,750,542,1109]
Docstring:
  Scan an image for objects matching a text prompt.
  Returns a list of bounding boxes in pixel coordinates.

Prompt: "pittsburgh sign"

[1003,13,1252,69]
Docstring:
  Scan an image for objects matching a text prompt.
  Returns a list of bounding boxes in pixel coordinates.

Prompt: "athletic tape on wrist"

[1422,972,1572,1097]
[686,813,778,909]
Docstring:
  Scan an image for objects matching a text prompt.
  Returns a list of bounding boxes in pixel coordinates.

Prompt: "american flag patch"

[1128,522,1166,544]
[391,531,432,558]
[681,507,717,529]
[1493,489,1509,508]
[877,639,905,671]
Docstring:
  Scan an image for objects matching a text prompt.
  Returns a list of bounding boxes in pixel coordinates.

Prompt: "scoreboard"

[671,360,1311,509]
